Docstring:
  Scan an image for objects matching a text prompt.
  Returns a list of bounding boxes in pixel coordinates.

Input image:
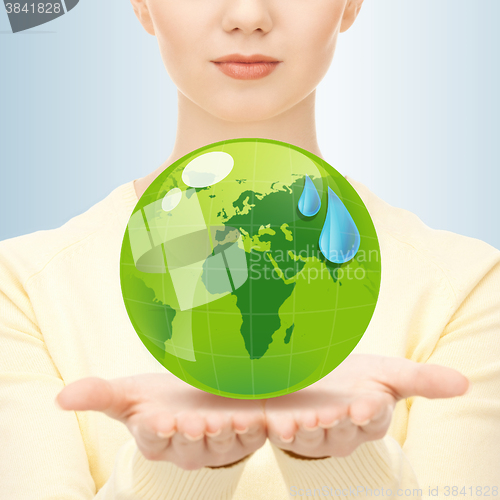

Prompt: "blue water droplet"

[319,187,361,264]
[298,175,321,217]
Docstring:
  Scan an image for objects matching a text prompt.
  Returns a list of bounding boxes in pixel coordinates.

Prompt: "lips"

[212,53,280,63]
[211,53,282,80]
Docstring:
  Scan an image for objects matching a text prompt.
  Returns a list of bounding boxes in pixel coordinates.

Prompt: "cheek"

[285,1,343,74]
[148,1,212,75]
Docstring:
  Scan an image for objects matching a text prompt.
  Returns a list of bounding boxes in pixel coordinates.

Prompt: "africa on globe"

[120,138,381,399]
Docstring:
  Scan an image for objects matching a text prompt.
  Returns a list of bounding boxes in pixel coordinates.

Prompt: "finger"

[295,409,318,430]
[326,416,357,443]
[231,408,263,434]
[294,411,325,450]
[132,412,172,461]
[232,412,267,450]
[358,402,393,440]
[205,411,228,436]
[205,412,236,455]
[377,357,470,400]
[317,401,348,429]
[55,377,136,421]
[170,424,207,469]
[175,409,207,441]
[154,411,177,438]
[266,410,298,443]
[348,393,390,426]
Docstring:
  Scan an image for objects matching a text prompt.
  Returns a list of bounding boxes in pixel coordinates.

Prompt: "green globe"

[120,138,381,399]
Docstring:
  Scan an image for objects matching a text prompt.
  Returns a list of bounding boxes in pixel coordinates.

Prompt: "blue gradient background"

[1,1,499,249]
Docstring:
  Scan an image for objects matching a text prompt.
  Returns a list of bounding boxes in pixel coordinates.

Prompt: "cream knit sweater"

[1,177,499,499]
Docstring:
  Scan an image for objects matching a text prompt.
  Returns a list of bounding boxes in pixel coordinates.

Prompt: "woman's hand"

[264,354,470,459]
[55,372,266,470]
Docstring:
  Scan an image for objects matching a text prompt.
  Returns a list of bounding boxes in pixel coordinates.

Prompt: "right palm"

[56,372,266,470]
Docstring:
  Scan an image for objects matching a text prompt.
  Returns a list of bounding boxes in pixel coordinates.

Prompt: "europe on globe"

[120,138,381,399]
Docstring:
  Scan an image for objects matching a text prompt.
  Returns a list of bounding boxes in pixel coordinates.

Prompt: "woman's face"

[133,0,360,122]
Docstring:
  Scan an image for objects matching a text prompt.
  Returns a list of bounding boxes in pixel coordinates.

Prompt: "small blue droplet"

[298,175,321,217]
[319,187,361,264]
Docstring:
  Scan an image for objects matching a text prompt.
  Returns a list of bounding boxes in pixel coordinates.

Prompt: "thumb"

[55,377,136,421]
[377,357,470,400]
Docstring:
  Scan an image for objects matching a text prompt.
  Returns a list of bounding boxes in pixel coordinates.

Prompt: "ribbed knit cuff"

[102,438,252,500]
[269,436,421,498]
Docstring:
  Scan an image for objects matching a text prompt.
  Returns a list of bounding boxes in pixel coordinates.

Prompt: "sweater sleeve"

[269,258,500,498]
[95,438,252,499]
[0,253,251,500]
[269,436,420,497]
[399,258,500,490]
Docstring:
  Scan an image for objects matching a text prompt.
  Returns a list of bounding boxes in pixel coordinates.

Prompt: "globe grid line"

[155,232,189,384]
[217,178,365,211]
[286,144,297,395]
[205,173,222,396]
[128,218,377,240]
[318,258,341,380]
[140,330,364,360]
[122,261,381,273]
[124,297,377,315]
[160,233,189,383]
[249,139,258,396]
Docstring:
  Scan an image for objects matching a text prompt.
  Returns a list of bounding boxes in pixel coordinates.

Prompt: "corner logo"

[3,1,79,33]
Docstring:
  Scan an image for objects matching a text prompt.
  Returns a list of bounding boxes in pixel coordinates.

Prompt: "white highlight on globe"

[182,151,234,188]
[161,187,182,212]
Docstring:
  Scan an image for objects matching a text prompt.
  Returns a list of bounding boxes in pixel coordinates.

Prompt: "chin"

[205,99,287,123]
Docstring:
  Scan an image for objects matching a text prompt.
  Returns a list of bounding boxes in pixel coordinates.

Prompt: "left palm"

[263,353,469,458]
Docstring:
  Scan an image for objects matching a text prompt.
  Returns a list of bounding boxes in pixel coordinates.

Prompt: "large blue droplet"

[298,175,321,217]
[319,187,361,264]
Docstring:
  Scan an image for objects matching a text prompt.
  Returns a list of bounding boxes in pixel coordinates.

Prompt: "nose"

[221,0,274,36]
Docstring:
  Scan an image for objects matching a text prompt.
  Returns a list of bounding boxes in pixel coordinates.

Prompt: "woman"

[1,0,498,498]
